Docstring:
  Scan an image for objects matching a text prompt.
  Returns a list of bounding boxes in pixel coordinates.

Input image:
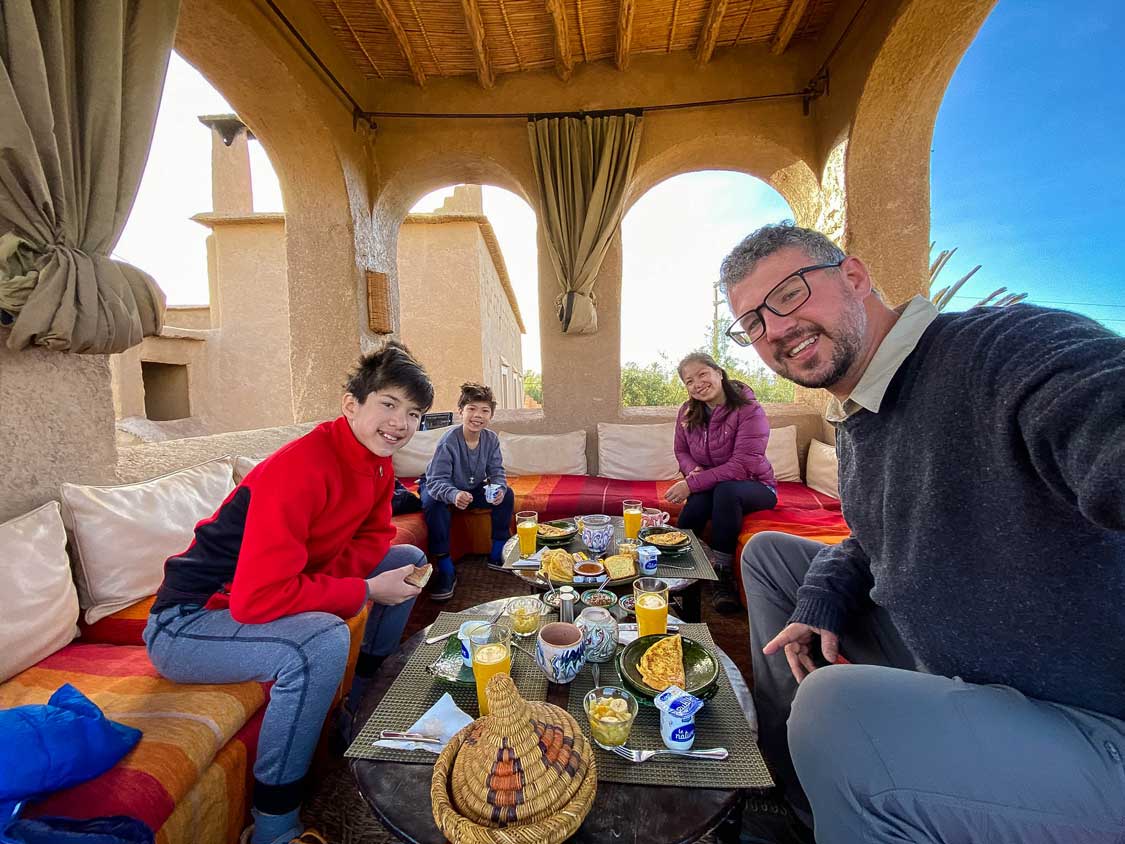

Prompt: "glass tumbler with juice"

[516,510,538,558]
[633,577,669,637]
[622,499,643,539]
[469,621,512,715]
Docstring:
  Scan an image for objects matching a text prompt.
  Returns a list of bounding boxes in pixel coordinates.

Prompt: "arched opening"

[619,170,797,408]
[111,51,294,444]
[929,1,1124,335]
[398,184,540,415]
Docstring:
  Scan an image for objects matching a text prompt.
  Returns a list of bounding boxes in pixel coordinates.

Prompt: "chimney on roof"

[198,114,254,216]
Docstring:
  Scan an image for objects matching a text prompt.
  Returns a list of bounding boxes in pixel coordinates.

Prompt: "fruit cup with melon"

[584,687,638,747]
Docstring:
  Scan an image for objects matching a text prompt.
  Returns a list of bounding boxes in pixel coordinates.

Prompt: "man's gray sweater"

[792,305,1125,719]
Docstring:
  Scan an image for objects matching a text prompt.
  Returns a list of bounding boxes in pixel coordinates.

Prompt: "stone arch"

[628,130,820,226]
[174,0,373,422]
[846,0,997,304]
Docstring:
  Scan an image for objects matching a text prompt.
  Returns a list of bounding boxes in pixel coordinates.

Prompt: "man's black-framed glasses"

[725,261,844,346]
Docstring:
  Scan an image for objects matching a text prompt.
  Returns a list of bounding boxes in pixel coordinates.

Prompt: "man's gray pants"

[743,531,1125,843]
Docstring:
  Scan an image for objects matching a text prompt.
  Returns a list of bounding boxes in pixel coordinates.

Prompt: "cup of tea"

[642,507,671,529]
[535,621,587,684]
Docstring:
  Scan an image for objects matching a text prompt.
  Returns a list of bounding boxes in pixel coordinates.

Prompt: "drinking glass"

[584,686,638,748]
[622,499,643,539]
[633,577,669,637]
[516,510,538,558]
[506,595,545,638]
[468,620,512,715]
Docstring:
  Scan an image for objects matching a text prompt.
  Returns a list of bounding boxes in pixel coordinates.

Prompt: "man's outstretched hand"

[763,622,840,683]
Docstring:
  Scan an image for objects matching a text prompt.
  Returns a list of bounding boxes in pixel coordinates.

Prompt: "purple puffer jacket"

[674,385,776,493]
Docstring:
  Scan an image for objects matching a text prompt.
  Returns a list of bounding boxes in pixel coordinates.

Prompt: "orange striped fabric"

[3,605,369,842]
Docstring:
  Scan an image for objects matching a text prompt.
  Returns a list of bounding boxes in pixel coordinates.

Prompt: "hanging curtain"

[0,0,179,353]
[528,113,643,335]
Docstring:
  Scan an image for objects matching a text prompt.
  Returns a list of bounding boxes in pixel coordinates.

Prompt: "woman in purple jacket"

[667,352,777,613]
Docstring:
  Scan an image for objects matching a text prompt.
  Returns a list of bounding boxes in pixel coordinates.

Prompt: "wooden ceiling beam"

[694,0,728,66]
[374,0,426,87]
[545,0,574,82]
[770,0,810,55]
[615,0,635,71]
[461,0,495,88]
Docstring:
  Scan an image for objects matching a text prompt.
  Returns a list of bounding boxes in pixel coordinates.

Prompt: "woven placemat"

[346,611,548,763]
[565,624,773,788]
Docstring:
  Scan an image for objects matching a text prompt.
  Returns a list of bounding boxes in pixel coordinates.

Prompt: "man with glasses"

[722,223,1125,844]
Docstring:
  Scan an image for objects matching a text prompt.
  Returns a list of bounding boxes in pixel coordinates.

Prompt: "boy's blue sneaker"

[490,538,507,564]
[430,557,456,601]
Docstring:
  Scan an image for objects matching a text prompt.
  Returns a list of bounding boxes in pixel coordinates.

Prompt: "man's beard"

[770,308,864,390]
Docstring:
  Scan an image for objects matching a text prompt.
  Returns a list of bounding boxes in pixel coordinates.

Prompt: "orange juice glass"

[469,621,512,715]
[633,577,669,637]
[516,510,538,558]
[622,499,643,539]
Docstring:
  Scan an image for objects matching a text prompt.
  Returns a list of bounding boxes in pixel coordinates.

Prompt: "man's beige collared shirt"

[825,295,939,423]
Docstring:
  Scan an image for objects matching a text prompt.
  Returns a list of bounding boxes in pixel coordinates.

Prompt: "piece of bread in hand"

[404,563,433,588]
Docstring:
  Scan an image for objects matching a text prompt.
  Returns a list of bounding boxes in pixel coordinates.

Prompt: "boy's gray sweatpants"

[743,531,1125,844]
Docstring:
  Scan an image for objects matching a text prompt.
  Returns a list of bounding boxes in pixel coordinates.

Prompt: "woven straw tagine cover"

[431,673,598,844]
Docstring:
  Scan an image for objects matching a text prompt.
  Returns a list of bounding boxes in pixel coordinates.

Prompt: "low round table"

[348,597,761,844]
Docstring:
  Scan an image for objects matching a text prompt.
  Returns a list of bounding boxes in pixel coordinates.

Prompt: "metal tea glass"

[633,577,669,637]
[468,620,512,715]
[622,499,643,539]
[506,595,545,638]
[516,510,538,558]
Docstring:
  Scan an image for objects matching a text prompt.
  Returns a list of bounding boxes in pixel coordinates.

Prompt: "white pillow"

[61,458,236,624]
[0,502,79,682]
[596,422,680,481]
[765,425,801,483]
[805,439,840,499]
[499,430,588,476]
[392,428,447,478]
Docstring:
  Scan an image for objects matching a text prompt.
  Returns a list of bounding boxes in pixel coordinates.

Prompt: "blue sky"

[930,0,1125,334]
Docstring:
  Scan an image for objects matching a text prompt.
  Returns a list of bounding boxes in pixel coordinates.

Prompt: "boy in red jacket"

[145,342,433,844]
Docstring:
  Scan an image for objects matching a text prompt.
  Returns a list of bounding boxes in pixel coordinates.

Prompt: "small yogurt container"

[637,545,660,575]
[457,620,485,667]
[653,685,705,751]
[484,483,503,503]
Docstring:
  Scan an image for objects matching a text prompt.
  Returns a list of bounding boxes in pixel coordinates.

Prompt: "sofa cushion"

[391,427,447,479]
[765,425,801,482]
[502,474,683,522]
[0,642,266,833]
[0,502,80,683]
[61,458,236,625]
[774,481,842,512]
[233,455,263,483]
[499,430,588,476]
[596,422,680,481]
[805,439,840,501]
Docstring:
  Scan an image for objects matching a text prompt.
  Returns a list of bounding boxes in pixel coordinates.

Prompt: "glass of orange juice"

[468,620,512,715]
[622,499,643,539]
[633,577,669,637]
[516,510,538,558]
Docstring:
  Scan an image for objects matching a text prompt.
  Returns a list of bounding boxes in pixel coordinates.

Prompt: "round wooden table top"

[348,597,759,844]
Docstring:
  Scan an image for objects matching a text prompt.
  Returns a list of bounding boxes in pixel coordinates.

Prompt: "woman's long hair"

[677,352,750,429]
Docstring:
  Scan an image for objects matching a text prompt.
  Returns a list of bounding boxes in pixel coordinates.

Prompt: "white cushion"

[596,422,680,481]
[391,428,447,479]
[233,455,264,483]
[499,430,588,476]
[61,458,236,624]
[0,502,79,682]
[805,439,840,499]
[765,425,801,483]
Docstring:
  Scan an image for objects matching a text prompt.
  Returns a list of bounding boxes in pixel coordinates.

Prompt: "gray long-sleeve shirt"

[419,426,506,505]
[793,304,1125,719]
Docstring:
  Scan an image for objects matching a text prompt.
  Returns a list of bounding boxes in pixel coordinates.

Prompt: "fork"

[609,745,728,762]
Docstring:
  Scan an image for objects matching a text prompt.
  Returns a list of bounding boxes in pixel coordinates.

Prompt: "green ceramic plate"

[536,519,578,548]
[616,634,720,705]
[638,526,693,557]
[425,635,474,684]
